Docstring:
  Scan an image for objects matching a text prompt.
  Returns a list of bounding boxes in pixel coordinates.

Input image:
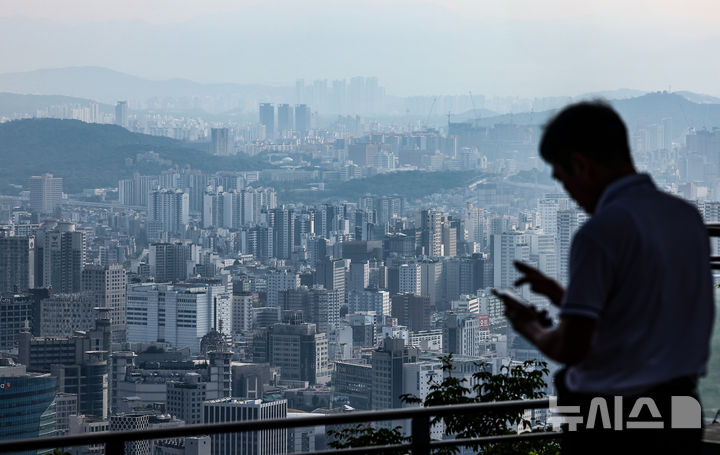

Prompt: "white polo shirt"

[561,173,715,394]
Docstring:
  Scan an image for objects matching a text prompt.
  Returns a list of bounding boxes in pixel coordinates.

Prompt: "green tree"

[328,354,560,455]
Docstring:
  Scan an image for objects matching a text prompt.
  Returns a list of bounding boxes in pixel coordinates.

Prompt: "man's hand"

[492,288,552,334]
[513,261,565,307]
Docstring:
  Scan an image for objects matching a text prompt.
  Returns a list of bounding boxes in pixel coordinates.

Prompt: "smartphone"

[491,288,553,328]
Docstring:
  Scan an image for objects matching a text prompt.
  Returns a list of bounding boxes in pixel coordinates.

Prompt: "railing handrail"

[0,398,551,453]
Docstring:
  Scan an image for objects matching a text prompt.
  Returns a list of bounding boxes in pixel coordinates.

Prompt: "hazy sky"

[2,0,720,97]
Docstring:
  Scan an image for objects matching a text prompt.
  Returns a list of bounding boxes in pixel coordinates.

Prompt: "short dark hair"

[539,101,632,172]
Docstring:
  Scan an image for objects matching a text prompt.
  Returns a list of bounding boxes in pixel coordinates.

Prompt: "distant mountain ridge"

[0,66,292,107]
[0,92,112,117]
[0,118,266,193]
[469,92,720,138]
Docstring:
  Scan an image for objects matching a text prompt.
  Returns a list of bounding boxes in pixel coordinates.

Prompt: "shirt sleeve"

[560,229,615,319]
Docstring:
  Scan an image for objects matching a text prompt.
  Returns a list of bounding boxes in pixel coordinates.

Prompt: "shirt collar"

[595,173,655,213]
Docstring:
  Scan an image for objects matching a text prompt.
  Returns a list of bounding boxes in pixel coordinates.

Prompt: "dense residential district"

[1,90,719,454]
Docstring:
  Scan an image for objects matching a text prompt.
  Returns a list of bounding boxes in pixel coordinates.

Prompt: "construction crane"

[425,96,438,128]
[469,90,478,120]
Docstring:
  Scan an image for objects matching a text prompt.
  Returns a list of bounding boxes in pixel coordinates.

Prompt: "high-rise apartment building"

[492,231,530,289]
[269,207,295,259]
[277,104,293,137]
[115,101,128,127]
[211,128,230,156]
[34,221,85,293]
[556,208,588,285]
[259,103,275,140]
[419,209,443,257]
[232,292,254,334]
[294,104,310,136]
[398,263,421,295]
[82,264,127,343]
[29,173,63,214]
[0,235,34,293]
[266,270,300,308]
[118,173,159,207]
[147,188,189,239]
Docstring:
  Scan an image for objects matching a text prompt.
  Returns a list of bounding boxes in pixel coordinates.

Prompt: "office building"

[29,173,63,214]
[111,414,150,455]
[54,392,78,437]
[348,261,369,292]
[0,359,56,452]
[36,292,96,337]
[257,321,330,384]
[82,264,127,343]
[0,293,33,350]
[167,351,232,425]
[315,257,346,299]
[347,288,389,315]
[333,361,373,410]
[203,398,287,455]
[126,283,231,353]
[443,312,482,357]
[149,242,197,283]
[0,236,34,293]
[391,294,431,332]
[419,259,442,305]
[18,311,111,419]
[34,220,85,293]
[371,338,419,410]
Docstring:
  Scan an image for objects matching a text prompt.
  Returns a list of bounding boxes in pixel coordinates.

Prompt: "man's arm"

[503,297,596,365]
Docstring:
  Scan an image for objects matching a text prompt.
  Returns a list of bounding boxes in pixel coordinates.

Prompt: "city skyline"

[2,0,720,97]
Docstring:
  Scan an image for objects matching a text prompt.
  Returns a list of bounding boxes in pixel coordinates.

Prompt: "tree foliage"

[328,354,560,455]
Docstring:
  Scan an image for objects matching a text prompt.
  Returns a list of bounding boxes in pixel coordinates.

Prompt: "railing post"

[105,438,125,455]
[411,415,431,455]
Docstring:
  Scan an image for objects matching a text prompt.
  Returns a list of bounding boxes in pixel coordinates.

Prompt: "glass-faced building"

[0,360,56,454]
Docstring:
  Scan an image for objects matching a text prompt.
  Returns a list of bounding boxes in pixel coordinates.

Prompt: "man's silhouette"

[500,101,714,454]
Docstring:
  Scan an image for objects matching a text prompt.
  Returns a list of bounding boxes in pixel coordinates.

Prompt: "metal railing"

[0,399,556,455]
